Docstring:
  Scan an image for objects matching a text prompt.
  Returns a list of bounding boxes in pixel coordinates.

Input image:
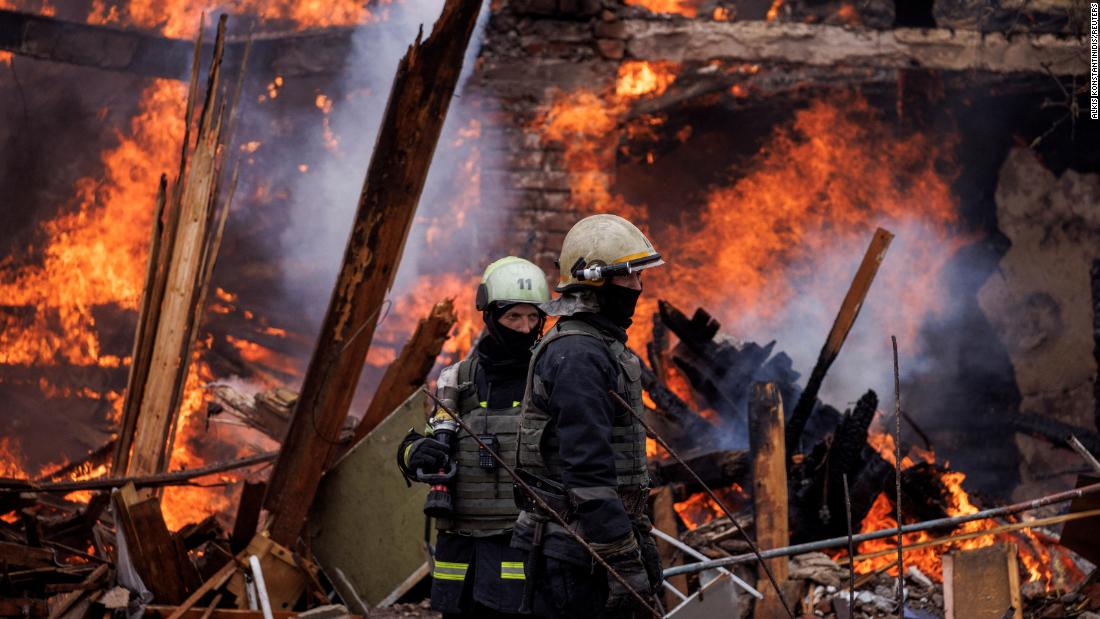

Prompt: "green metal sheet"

[308,390,432,606]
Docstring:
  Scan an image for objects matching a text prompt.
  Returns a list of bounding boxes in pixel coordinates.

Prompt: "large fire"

[533,59,1073,590]
[0,0,440,532]
[848,425,1076,587]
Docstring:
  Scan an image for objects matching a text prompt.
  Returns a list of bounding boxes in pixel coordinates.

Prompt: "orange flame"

[616,61,678,99]
[673,484,748,530]
[624,0,700,17]
[87,0,392,39]
[852,430,1057,587]
[0,81,184,370]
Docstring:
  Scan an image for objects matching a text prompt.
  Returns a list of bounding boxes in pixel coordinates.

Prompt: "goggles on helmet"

[568,253,664,283]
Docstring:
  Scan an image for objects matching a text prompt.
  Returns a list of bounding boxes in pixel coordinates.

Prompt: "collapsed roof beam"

[623,19,1088,76]
[0,8,352,79]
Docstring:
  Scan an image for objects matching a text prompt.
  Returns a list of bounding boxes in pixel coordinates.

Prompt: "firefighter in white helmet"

[511,215,665,618]
[398,256,551,618]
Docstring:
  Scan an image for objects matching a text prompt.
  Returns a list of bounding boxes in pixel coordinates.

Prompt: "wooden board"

[263,0,484,546]
[307,390,433,606]
[651,486,689,606]
[112,487,195,604]
[1056,474,1100,565]
[226,533,318,612]
[146,607,364,619]
[943,543,1023,619]
[748,381,791,617]
[0,541,54,568]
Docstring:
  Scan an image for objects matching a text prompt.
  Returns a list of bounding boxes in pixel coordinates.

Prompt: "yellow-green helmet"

[556,214,664,291]
[475,257,551,311]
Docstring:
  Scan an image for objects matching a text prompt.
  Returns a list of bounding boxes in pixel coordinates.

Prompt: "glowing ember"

[615,61,678,99]
[674,484,748,530]
[624,0,700,17]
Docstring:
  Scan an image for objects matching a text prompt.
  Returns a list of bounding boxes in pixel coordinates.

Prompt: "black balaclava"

[480,303,543,370]
[595,283,642,329]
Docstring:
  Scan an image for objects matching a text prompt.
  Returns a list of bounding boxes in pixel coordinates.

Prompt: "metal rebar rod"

[423,389,663,618]
[843,473,855,595]
[611,391,795,619]
[248,555,274,619]
[836,506,1100,566]
[1,451,278,493]
[662,580,689,602]
[891,335,904,607]
[1068,435,1100,474]
[663,480,1100,577]
[649,527,762,599]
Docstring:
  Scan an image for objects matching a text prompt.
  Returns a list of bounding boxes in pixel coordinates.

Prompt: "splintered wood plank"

[112,487,194,603]
[785,227,893,458]
[943,543,1023,619]
[749,381,791,617]
[0,541,54,568]
[128,16,230,476]
[263,0,484,547]
[230,481,267,554]
[652,485,689,606]
[147,608,317,619]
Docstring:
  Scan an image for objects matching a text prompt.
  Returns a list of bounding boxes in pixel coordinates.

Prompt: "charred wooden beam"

[0,452,277,493]
[649,449,749,491]
[351,298,457,444]
[0,8,351,79]
[651,486,688,605]
[638,362,716,449]
[623,19,1088,75]
[111,484,197,603]
[1005,411,1100,456]
[263,0,484,547]
[786,228,893,461]
[748,381,791,616]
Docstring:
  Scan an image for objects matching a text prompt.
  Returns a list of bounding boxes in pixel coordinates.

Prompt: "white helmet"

[556,214,664,291]
[475,256,551,311]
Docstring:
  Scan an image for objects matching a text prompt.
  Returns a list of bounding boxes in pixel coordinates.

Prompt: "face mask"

[597,284,642,328]
[484,304,542,361]
[493,321,540,354]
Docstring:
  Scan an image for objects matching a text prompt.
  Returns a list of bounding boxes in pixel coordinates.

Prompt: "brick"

[510,0,558,15]
[557,0,602,16]
[595,38,625,59]
[594,20,627,39]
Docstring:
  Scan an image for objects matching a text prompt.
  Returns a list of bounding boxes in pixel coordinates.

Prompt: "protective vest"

[517,319,649,499]
[435,355,523,536]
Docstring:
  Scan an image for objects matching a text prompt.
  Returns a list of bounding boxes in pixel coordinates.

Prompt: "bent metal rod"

[609,390,796,619]
[663,479,1100,578]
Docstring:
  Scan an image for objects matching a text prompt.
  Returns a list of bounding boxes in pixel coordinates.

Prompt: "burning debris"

[1,0,1098,617]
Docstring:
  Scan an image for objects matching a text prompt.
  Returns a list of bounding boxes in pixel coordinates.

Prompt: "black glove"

[592,534,653,612]
[636,525,663,592]
[406,436,450,475]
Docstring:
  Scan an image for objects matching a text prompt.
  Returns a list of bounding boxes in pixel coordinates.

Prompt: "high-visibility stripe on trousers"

[432,560,469,581]
[500,561,525,580]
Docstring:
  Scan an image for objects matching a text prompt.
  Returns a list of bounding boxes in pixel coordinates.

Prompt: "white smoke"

[280,0,497,309]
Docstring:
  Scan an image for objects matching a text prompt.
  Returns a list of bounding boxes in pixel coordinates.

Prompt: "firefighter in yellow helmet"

[398,257,551,618]
[511,215,665,618]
